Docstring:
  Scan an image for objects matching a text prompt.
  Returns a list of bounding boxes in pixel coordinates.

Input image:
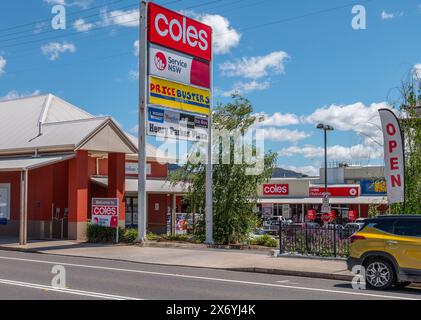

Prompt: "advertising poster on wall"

[91,198,119,228]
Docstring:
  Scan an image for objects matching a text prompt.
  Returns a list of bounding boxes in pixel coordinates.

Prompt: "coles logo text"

[148,3,212,61]
[263,184,289,196]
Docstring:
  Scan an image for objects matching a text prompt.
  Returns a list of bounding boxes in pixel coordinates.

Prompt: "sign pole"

[205,31,214,245]
[137,0,148,243]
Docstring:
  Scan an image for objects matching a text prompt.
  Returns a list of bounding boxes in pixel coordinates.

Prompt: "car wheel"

[364,258,395,290]
[395,281,411,288]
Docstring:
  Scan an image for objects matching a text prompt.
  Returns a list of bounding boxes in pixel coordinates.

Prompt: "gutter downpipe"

[19,169,28,245]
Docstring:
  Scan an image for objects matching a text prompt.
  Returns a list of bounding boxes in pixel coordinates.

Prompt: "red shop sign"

[263,184,289,196]
[307,209,316,220]
[309,186,359,197]
[321,213,330,223]
[330,210,336,221]
[148,2,213,61]
[348,210,357,221]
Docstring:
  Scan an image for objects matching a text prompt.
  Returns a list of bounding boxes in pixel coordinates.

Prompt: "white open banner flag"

[379,109,405,204]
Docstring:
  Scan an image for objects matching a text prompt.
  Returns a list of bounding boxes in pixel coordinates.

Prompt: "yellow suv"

[347,215,421,290]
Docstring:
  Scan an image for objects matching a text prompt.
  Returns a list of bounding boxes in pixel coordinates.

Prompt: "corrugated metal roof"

[0,94,140,155]
[0,154,75,171]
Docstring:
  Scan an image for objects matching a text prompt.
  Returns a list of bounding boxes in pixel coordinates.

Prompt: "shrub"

[162,234,192,242]
[121,228,138,243]
[87,224,120,243]
[250,234,278,248]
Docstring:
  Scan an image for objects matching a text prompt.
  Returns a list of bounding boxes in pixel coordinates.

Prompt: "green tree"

[170,95,277,244]
[391,74,421,214]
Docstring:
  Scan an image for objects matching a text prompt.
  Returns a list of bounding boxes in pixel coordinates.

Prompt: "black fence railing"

[279,224,351,258]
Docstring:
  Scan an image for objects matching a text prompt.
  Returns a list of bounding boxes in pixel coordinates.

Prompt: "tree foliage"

[170,95,277,244]
[391,74,421,214]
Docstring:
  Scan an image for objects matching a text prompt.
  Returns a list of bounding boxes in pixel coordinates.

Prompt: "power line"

[0,0,130,33]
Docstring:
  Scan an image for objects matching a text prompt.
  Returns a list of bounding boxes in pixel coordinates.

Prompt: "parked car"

[342,222,365,239]
[347,215,421,290]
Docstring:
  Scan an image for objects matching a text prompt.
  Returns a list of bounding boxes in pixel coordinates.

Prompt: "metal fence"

[279,224,351,258]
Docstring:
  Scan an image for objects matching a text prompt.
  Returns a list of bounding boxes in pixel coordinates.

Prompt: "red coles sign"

[321,213,330,223]
[307,209,316,221]
[148,2,212,61]
[330,210,336,221]
[263,184,289,196]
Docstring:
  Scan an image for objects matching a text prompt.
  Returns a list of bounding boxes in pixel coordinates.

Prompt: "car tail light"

[350,235,366,243]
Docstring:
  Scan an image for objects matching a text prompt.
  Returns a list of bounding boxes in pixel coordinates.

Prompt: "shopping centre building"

[258,165,388,225]
[0,94,388,243]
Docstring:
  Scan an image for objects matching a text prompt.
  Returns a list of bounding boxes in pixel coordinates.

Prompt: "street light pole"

[317,124,335,256]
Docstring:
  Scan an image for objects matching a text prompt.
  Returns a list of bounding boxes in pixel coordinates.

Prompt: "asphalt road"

[0,249,420,300]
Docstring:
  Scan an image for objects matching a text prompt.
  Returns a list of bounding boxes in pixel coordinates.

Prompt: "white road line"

[0,278,141,300]
[0,255,418,300]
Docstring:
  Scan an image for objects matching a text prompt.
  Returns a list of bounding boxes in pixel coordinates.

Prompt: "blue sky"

[0,0,420,176]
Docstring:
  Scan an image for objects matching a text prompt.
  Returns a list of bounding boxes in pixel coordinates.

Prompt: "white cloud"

[220,51,289,79]
[0,90,41,101]
[134,40,139,57]
[304,102,392,145]
[261,128,310,142]
[0,56,6,76]
[257,112,300,127]
[285,165,319,177]
[129,69,139,80]
[222,80,270,97]
[100,8,139,28]
[279,144,383,161]
[413,63,421,79]
[381,10,403,20]
[73,19,94,32]
[43,0,93,9]
[197,14,241,54]
[41,41,76,60]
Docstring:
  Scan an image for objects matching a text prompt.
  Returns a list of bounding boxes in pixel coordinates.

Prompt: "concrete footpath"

[0,238,354,281]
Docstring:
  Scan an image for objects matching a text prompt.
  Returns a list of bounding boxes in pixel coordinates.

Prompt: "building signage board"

[262,184,289,196]
[379,109,405,204]
[360,180,387,196]
[149,76,211,116]
[307,209,316,220]
[91,198,119,228]
[148,2,212,61]
[149,45,210,89]
[348,210,357,221]
[309,186,359,198]
[126,162,151,177]
[147,106,209,141]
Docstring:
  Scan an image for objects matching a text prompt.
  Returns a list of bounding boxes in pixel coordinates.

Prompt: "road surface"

[0,249,419,300]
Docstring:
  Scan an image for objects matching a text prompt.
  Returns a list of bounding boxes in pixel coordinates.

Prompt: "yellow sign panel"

[374,181,387,193]
[149,77,210,116]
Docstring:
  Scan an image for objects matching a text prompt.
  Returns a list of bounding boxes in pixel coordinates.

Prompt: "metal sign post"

[137,0,148,243]
[205,31,214,245]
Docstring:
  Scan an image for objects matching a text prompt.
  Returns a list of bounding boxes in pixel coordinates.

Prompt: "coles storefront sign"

[91,198,119,228]
[263,184,289,196]
[149,45,210,89]
[309,186,359,197]
[148,2,212,61]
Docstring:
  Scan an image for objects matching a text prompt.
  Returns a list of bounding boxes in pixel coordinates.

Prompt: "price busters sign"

[91,198,119,228]
[149,76,211,116]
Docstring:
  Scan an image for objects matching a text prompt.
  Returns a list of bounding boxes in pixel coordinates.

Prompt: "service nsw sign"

[91,198,119,228]
[149,77,210,115]
[309,186,359,198]
[147,106,208,142]
[149,45,210,89]
[148,2,212,61]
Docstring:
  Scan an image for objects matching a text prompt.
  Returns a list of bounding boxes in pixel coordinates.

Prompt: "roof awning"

[258,196,388,205]
[0,154,75,172]
[91,176,189,194]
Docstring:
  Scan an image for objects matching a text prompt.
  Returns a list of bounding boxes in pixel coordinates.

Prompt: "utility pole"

[137,0,148,243]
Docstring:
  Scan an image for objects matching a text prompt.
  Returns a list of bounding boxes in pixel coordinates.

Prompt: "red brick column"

[68,150,89,240]
[108,153,126,224]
